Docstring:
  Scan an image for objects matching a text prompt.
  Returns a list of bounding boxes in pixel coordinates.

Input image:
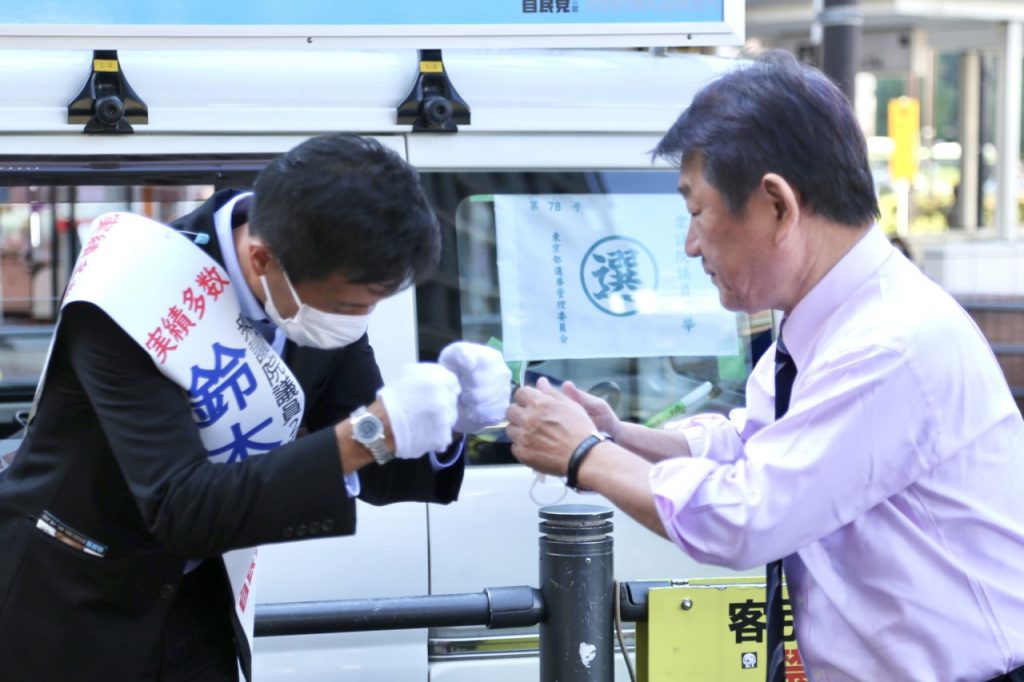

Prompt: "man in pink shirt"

[507,51,1024,681]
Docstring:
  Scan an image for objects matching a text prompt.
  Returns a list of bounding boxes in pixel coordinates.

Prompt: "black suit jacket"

[0,190,463,681]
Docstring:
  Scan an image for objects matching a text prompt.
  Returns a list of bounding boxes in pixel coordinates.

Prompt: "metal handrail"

[990,343,1024,356]
[959,299,1024,313]
[252,579,670,638]
[255,586,544,637]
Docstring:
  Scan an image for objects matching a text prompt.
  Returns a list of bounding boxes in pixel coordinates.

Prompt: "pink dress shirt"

[651,227,1024,681]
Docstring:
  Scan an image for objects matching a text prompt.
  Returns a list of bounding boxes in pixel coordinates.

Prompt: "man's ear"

[248,239,273,276]
[761,173,800,244]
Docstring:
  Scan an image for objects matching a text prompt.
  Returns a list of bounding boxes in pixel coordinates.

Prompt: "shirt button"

[282,526,294,539]
[159,584,175,599]
[322,519,335,532]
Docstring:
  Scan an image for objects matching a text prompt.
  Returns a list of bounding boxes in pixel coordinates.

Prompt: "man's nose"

[684,226,700,258]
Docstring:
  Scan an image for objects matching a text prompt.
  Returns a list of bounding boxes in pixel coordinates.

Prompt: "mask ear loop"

[258,250,303,322]
[276,261,306,310]
[529,471,567,507]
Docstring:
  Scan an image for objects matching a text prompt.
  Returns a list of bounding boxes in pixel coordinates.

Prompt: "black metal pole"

[821,0,863,102]
[538,504,614,682]
[254,585,543,637]
[252,577,675,639]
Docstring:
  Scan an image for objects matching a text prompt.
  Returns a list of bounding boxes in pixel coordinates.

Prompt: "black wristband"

[566,431,612,492]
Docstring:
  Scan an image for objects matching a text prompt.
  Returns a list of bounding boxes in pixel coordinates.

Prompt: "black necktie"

[766,337,796,682]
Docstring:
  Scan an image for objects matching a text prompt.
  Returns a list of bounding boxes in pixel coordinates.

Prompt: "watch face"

[355,415,382,441]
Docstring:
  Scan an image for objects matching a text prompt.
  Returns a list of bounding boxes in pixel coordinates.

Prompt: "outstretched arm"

[559,380,692,463]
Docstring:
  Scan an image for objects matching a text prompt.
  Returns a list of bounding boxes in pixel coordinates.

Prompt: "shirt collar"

[212,192,267,323]
[780,225,892,371]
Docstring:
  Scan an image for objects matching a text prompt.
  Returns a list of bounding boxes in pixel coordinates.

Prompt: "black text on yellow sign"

[636,578,808,681]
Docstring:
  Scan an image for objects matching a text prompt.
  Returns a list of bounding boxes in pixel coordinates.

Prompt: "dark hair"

[249,134,441,289]
[655,50,880,227]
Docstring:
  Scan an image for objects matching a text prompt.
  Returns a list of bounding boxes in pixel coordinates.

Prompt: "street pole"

[538,504,615,682]
[821,0,863,102]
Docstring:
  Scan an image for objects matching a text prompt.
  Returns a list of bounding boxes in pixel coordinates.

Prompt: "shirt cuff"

[344,471,361,498]
[430,435,466,469]
[649,456,719,554]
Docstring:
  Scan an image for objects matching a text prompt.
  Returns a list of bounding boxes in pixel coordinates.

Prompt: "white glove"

[438,341,513,434]
[377,363,460,459]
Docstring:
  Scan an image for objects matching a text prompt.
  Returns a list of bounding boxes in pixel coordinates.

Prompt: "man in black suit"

[0,134,510,681]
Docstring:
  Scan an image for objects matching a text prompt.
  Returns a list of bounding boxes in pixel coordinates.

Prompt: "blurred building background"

[744,1,1022,241]
[736,0,1024,409]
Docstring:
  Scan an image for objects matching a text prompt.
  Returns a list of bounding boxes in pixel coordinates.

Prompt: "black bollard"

[538,504,614,682]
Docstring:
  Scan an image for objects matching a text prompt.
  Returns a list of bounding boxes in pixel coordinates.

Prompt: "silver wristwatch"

[350,406,394,465]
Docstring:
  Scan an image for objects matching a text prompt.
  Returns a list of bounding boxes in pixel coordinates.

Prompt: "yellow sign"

[636,577,806,681]
[419,60,444,74]
[888,96,920,181]
[93,58,119,73]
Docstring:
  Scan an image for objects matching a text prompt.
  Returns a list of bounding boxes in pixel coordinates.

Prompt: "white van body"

[0,47,758,680]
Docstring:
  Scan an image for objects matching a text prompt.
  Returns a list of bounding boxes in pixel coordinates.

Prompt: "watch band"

[351,406,394,465]
[364,436,394,466]
[566,431,612,492]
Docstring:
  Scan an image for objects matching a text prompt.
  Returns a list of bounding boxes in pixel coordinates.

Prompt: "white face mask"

[260,270,370,349]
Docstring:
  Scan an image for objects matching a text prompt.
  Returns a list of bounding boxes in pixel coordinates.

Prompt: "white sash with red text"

[53,211,305,668]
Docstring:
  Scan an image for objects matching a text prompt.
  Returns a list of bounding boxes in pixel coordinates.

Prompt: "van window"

[0,166,769,444]
[416,171,772,467]
[0,183,223,402]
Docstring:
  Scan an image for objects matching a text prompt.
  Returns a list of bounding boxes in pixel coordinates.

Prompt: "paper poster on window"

[494,194,738,361]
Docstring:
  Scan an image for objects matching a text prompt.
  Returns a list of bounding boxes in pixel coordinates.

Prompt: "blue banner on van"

[0,0,723,25]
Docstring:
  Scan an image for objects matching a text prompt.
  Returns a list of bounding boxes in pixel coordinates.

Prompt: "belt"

[989,664,1024,682]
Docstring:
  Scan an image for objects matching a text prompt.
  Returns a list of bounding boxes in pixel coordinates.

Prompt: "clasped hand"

[377,363,460,459]
[374,341,513,459]
[438,341,512,434]
[506,378,618,476]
